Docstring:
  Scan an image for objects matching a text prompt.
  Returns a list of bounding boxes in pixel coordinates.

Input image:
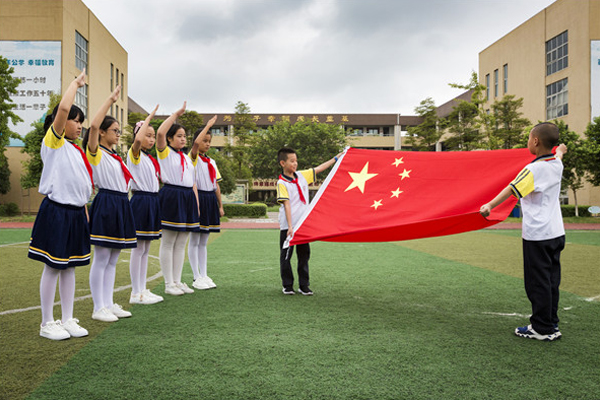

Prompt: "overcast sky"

[81,0,556,116]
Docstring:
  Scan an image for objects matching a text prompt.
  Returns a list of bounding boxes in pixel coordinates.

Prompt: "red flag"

[289,147,533,246]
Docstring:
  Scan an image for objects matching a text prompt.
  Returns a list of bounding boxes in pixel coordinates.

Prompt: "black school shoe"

[298,286,313,296]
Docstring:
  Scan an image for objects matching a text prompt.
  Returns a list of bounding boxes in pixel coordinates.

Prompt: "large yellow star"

[390,188,403,198]
[399,169,411,180]
[392,157,404,167]
[345,162,378,193]
[371,199,383,210]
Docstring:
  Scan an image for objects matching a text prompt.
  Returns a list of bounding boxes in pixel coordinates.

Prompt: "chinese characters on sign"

[219,114,351,124]
[0,41,62,145]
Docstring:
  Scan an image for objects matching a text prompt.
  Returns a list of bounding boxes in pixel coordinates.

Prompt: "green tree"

[583,116,600,186]
[443,100,484,151]
[226,101,257,182]
[208,149,236,195]
[405,98,443,151]
[487,95,531,149]
[248,120,347,179]
[0,56,23,194]
[20,94,61,189]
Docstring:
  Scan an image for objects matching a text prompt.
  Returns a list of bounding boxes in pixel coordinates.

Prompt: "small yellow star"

[371,199,383,210]
[392,157,404,167]
[390,188,403,198]
[399,169,411,180]
[345,162,378,193]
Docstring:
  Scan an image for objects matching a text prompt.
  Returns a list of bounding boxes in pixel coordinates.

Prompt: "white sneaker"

[129,292,142,304]
[40,320,70,340]
[204,276,217,289]
[176,282,194,294]
[110,303,132,318]
[192,277,211,290]
[62,318,88,338]
[142,289,164,303]
[92,307,118,322]
[165,284,185,296]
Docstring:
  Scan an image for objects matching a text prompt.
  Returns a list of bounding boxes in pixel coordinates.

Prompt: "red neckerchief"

[279,173,306,204]
[144,150,161,180]
[199,154,216,184]
[103,147,134,185]
[69,141,94,189]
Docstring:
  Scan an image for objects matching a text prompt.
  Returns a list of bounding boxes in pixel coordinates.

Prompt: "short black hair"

[277,147,296,163]
[532,122,560,149]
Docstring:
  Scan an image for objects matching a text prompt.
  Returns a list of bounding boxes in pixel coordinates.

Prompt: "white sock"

[188,233,200,280]
[172,231,189,284]
[58,268,76,322]
[160,230,177,285]
[130,240,150,294]
[40,265,60,325]
[103,248,120,308]
[198,233,210,278]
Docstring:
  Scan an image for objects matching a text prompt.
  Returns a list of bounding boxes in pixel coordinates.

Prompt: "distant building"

[0,0,128,212]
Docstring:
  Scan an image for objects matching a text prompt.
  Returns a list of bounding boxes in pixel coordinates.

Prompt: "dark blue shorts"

[130,191,162,240]
[90,189,137,249]
[28,197,91,269]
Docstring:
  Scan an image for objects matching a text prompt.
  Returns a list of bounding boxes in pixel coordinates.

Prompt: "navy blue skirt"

[89,189,137,249]
[159,184,199,231]
[130,191,162,240]
[28,197,91,270]
[195,190,220,233]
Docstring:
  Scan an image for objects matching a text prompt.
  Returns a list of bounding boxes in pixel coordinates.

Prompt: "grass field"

[1,228,599,400]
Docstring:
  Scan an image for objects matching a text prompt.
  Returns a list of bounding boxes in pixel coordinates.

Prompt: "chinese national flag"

[289,147,533,246]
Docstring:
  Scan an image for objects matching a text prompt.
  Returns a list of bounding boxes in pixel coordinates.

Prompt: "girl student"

[187,115,224,290]
[28,70,91,340]
[156,102,199,296]
[127,105,164,305]
[85,85,137,322]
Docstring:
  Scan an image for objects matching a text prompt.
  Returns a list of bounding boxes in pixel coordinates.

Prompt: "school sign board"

[0,41,62,146]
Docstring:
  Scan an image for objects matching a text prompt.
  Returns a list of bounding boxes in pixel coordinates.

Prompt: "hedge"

[560,205,592,217]
[223,203,267,218]
[0,202,20,217]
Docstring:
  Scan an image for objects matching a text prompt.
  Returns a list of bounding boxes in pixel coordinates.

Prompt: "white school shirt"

[276,169,315,230]
[38,125,93,207]
[509,154,565,241]
[127,149,160,193]
[87,145,131,193]
[157,146,194,187]
[189,153,222,191]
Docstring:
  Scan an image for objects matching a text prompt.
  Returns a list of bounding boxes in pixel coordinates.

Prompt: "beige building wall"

[0,0,127,213]
[479,0,600,207]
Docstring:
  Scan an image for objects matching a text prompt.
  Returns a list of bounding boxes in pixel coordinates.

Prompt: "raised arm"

[131,104,159,157]
[314,152,342,175]
[156,101,186,151]
[554,143,567,160]
[479,186,514,218]
[87,85,121,153]
[190,115,217,158]
[53,69,86,135]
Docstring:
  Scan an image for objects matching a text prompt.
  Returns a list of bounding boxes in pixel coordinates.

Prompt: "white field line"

[585,294,600,302]
[481,312,531,318]
[0,251,163,316]
[0,241,30,248]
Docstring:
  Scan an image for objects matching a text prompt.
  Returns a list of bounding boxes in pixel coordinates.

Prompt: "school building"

[0,0,128,212]
[479,0,600,206]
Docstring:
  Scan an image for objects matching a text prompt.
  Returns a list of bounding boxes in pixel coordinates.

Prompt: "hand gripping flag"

[288,147,533,246]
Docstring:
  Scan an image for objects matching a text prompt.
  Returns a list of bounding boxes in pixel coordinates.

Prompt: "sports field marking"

[0,241,29,248]
[585,294,600,302]
[482,312,530,318]
[249,267,274,273]
[0,251,163,316]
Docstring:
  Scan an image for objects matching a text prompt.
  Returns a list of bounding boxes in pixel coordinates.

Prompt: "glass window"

[121,73,124,99]
[546,31,568,76]
[494,69,498,97]
[503,64,508,94]
[75,31,88,71]
[74,83,88,118]
[485,74,490,100]
[546,78,568,119]
[110,64,114,90]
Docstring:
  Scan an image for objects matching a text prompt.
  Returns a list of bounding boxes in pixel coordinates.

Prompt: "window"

[110,64,114,90]
[75,84,88,117]
[485,74,490,100]
[75,31,88,71]
[121,73,124,100]
[503,64,508,94]
[546,78,568,119]
[494,69,498,97]
[116,105,119,124]
[121,108,124,129]
[546,31,568,76]
[116,68,119,88]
